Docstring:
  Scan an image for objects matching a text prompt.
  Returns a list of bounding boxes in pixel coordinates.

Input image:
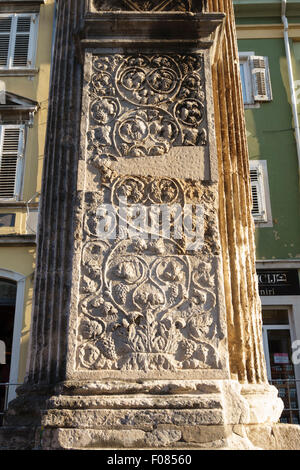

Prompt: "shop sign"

[257,269,300,296]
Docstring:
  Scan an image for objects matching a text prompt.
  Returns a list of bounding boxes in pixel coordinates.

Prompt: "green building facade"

[234,0,300,424]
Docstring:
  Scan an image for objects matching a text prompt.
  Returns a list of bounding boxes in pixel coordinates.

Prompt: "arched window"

[0,278,16,424]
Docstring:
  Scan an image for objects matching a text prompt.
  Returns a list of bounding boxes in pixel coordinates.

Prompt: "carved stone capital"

[90,0,204,13]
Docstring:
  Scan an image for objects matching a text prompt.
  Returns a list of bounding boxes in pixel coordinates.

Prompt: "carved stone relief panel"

[75,170,225,374]
[92,0,203,13]
[87,53,208,162]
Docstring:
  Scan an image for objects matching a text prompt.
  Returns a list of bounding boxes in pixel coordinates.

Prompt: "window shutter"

[0,14,37,69]
[250,163,267,222]
[0,16,12,67]
[249,56,272,102]
[13,15,32,67]
[0,125,24,200]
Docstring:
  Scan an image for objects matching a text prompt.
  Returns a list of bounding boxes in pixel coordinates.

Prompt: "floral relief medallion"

[87,53,207,160]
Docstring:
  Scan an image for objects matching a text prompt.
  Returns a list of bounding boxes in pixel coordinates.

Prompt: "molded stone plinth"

[1,422,300,450]
[0,380,290,450]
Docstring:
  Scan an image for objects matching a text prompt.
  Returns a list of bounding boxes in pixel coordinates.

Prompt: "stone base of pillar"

[1,423,300,450]
[1,379,298,450]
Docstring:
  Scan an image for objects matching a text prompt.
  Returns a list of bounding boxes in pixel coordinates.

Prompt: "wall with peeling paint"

[238,37,300,261]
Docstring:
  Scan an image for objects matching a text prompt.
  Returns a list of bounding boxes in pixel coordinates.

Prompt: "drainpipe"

[282,0,300,177]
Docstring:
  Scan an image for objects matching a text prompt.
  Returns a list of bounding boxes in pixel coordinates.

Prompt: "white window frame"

[239,51,272,107]
[0,124,26,201]
[0,13,39,70]
[249,160,273,227]
[240,52,255,106]
[262,322,291,381]
[261,301,300,423]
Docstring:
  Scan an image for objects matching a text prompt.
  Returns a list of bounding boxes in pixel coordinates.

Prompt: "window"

[0,125,25,200]
[239,52,272,106]
[0,92,37,201]
[249,160,272,226]
[0,14,38,69]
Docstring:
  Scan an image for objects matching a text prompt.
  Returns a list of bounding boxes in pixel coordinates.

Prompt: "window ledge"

[0,234,36,246]
[0,201,39,208]
[244,103,261,109]
[0,0,44,3]
[254,220,273,228]
[0,68,39,77]
[0,0,45,5]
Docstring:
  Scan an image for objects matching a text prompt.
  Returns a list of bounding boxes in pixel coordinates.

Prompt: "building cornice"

[256,259,300,269]
[0,0,44,13]
[234,0,300,19]
[0,1,44,4]
[236,22,300,39]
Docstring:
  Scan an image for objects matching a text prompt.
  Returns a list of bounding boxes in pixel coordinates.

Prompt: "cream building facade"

[0,0,55,420]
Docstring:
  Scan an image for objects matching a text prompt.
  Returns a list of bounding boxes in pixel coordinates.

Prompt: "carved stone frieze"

[92,0,203,13]
[76,172,223,373]
[87,53,207,161]
[78,238,221,372]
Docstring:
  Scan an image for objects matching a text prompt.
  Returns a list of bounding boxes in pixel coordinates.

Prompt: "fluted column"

[26,0,85,386]
[207,0,268,384]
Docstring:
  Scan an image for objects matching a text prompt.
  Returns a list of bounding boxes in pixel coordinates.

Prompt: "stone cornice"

[78,11,225,56]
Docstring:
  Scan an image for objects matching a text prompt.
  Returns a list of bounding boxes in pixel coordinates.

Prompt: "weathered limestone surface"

[0,0,299,450]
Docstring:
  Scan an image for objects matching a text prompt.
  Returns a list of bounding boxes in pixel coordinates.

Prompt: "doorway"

[262,308,300,425]
[0,278,16,425]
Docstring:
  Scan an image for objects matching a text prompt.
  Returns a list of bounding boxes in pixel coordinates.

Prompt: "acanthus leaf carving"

[77,198,222,372]
[92,0,203,13]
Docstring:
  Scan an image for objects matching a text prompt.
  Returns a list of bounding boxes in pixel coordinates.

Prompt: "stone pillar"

[1,0,299,450]
[207,0,268,386]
